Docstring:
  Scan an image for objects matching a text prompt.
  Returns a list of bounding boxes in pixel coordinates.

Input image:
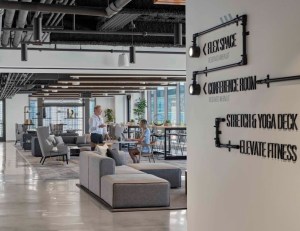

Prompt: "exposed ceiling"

[0,0,186,98]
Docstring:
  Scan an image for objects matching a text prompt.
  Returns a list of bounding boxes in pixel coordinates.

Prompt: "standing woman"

[128,119,151,163]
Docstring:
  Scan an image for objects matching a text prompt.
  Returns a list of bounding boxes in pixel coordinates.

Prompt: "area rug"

[77,183,187,212]
[15,146,79,180]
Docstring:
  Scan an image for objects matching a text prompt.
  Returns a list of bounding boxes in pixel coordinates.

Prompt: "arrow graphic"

[203,43,207,56]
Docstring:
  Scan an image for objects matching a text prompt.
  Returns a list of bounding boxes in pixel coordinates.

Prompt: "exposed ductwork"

[0,73,33,99]
[13,0,32,48]
[42,0,75,42]
[1,0,18,47]
[0,0,133,18]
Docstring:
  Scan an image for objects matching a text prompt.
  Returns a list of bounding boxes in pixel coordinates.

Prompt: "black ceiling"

[24,0,186,47]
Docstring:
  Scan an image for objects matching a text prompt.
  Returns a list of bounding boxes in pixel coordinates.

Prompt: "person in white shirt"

[89,105,110,150]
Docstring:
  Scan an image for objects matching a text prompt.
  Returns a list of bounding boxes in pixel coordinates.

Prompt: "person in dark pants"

[89,105,110,151]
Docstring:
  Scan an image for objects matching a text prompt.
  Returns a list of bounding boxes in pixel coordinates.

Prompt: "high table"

[125,125,187,160]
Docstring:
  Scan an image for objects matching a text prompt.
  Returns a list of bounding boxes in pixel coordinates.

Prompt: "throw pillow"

[76,136,86,144]
[95,144,109,156]
[107,148,123,166]
[54,136,64,145]
[47,135,56,145]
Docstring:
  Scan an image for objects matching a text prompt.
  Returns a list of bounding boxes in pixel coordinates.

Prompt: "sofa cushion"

[55,136,64,144]
[101,174,170,208]
[46,135,56,145]
[61,136,76,144]
[76,135,86,144]
[95,144,109,156]
[107,149,123,166]
[115,165,144,175]
[127,163,182,188]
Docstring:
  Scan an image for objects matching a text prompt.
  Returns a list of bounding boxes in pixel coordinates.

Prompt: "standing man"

[89,105,110,151]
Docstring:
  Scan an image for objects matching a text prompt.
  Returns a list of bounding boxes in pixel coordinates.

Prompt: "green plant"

[165,119,171,124]
[130,119,135,123]
[133,98,147,121]
[104,108,115,123]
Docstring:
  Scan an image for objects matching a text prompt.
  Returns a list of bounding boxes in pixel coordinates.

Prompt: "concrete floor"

[0,143,187,231]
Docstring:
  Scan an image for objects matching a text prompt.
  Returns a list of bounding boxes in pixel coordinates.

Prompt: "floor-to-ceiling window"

[167,86,177,124]
[156,87,165,124]
[179,83,185,125]
[148,83,185,125]
[0,100,5,141]
[149,91,155,123]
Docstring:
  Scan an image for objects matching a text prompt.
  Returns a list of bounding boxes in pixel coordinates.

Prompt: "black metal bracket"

[256,74,300,88]
[192,14,248,78]
[214,117,240,152]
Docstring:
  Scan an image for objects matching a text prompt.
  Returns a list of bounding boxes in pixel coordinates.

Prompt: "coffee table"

[68,146,80,156]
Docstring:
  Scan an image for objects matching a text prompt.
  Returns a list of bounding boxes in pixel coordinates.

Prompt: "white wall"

[114,95,126,123]
[95,97,115,114]
[6,94,29,141]
[187,1,300,231]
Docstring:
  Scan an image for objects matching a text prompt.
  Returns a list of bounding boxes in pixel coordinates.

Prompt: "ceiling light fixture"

[61,86,69,89]
[72,81,80,86]
[21,43,28,61]
[52,90,58,93]
[129,21,136,64]
[189,73,201,95]
[33,15,42,42]
[118,53,129,67]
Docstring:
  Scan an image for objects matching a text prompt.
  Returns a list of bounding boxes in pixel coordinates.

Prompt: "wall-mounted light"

[33,16,42,42]
[189,74,200,95]
[21,43,28,61]
[188,42,200,58]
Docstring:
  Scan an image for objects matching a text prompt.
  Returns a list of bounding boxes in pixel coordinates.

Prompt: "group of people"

[89,105,151,163]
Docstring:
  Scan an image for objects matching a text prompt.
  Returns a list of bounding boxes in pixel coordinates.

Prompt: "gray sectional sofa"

[80,151,181,209]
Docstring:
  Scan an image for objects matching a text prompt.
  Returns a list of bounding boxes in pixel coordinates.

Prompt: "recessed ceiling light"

[52,90,58,93]
[140,82,146,84]
[72,82,80,86]
[61,86,69,89]
[120,90,125,93]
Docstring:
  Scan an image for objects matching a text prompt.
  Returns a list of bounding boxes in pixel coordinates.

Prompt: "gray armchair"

[15,123,24,145]
[36,126,68,165]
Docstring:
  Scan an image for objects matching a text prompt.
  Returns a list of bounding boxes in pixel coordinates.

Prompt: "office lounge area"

[0,0,188,230]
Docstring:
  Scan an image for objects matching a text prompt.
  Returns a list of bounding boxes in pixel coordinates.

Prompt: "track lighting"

[129,46,135,64]
[33,16,42,42]
[174,23,183,46]
[189,74,201,95]
[188,43,200,58]
[21,43,28,61]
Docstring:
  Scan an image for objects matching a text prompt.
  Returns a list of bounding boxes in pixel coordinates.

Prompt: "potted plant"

[129,119,135,125]
[164,119,171,126]
[133,98,147,121]
[104,108,115,124]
